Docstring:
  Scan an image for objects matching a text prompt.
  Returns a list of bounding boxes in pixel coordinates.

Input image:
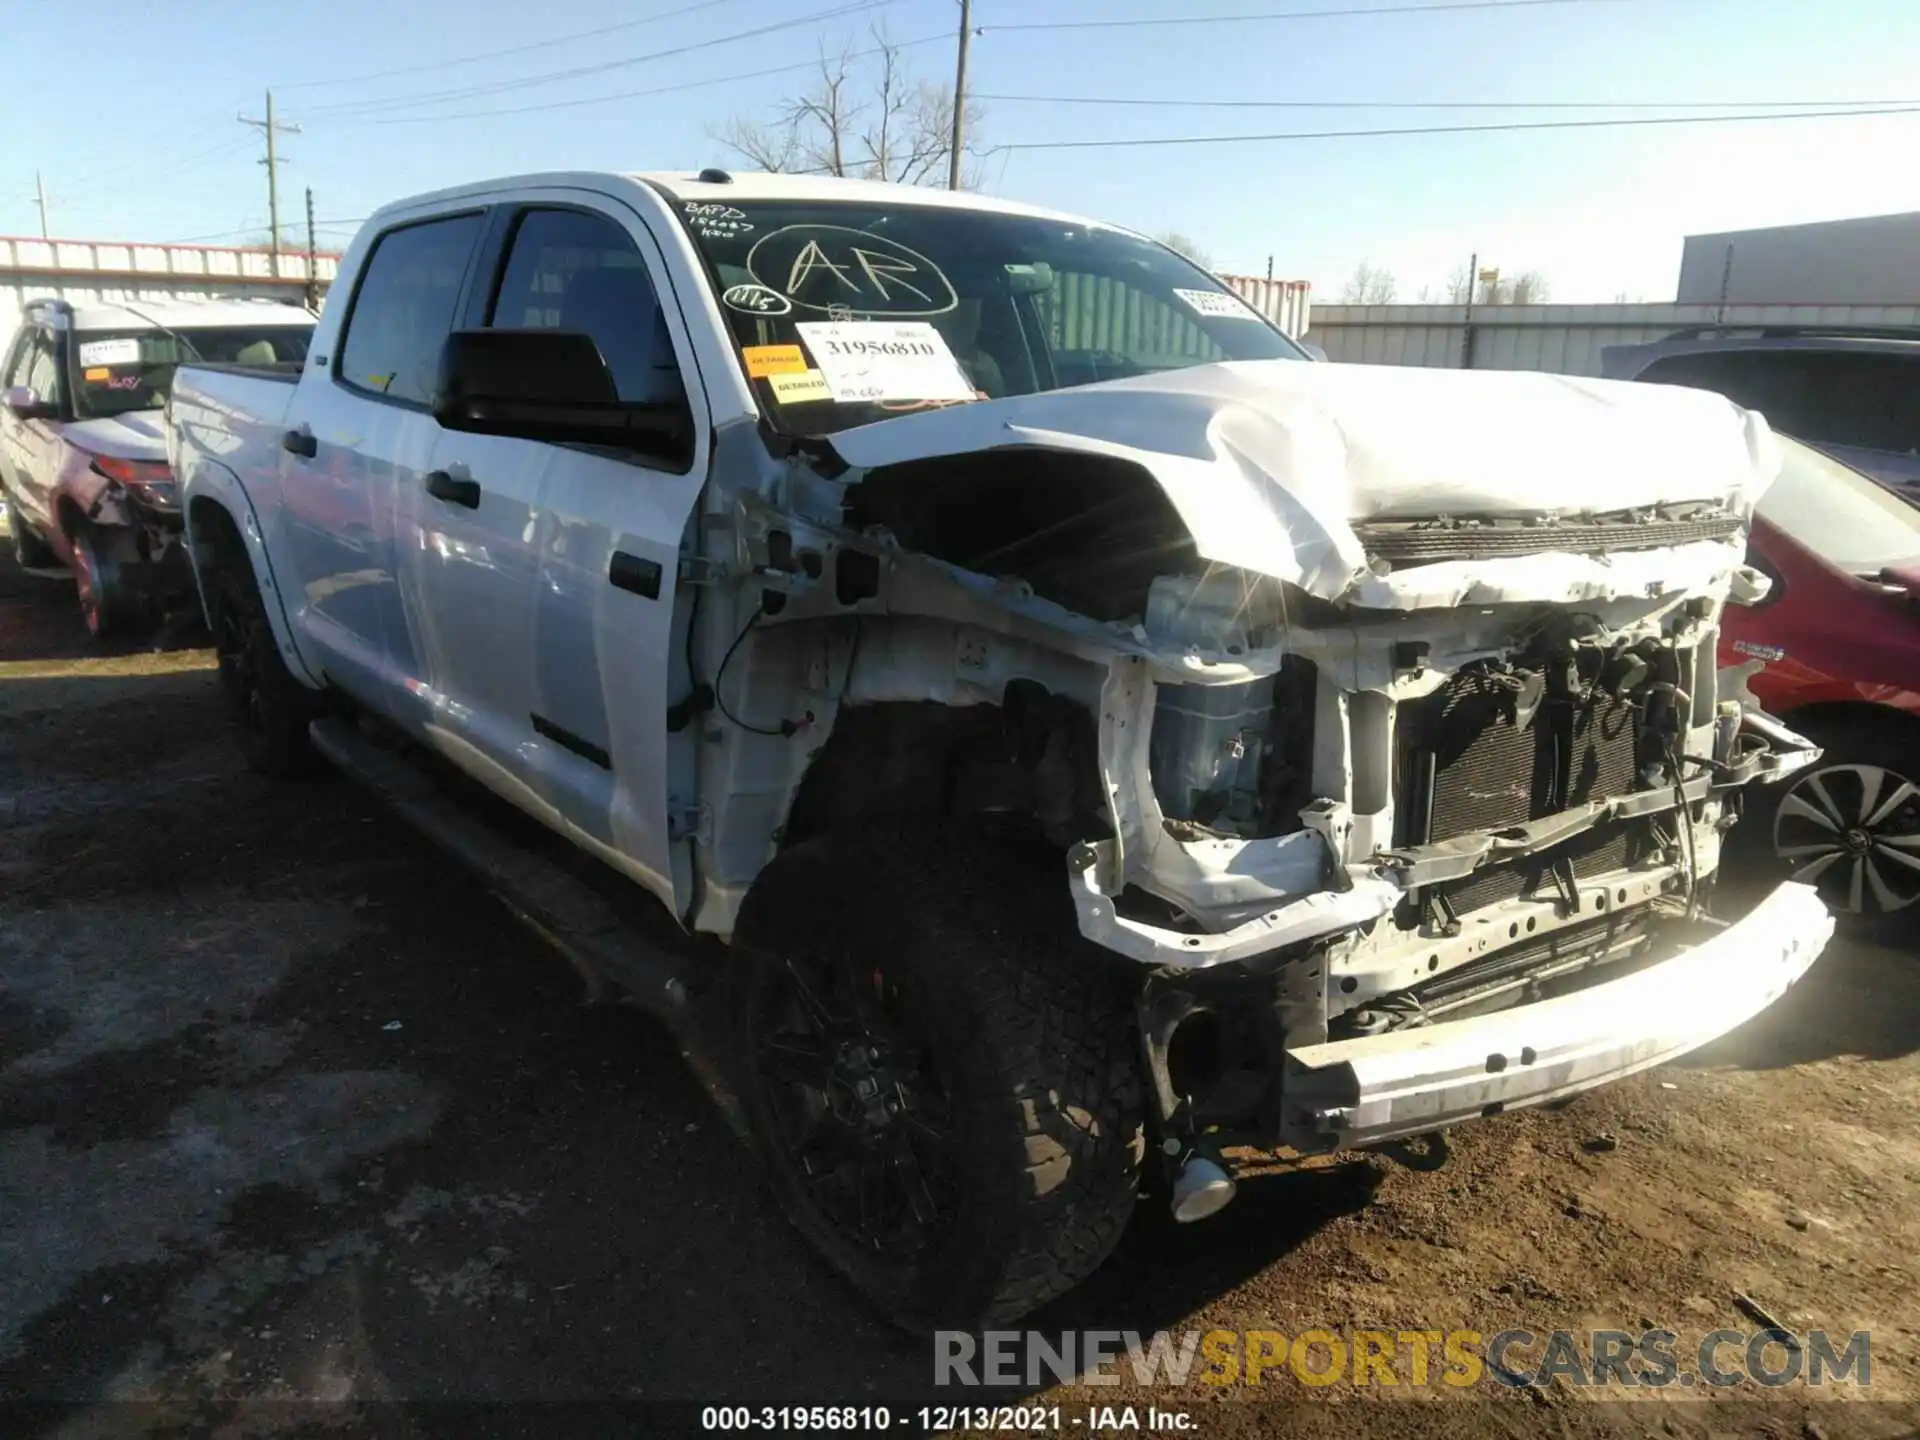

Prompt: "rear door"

[401,194,710,913]
[276,211,486,714]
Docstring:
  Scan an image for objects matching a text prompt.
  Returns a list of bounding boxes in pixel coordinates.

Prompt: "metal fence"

[1310,301,1920,376]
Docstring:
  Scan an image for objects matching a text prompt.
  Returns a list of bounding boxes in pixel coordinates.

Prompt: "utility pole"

[947,0,973,190]
[1459,250,1477,370]
[239,90,301,273]
[304,187,319,312]
[31,171,52,239]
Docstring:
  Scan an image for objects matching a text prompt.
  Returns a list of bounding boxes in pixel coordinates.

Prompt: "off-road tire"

[732,825,1146,1332]
[1735,709,1920,936]
[8,500,57,570]
[206,542,323,777]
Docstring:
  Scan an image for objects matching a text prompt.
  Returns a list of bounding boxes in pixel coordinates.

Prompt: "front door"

[1,329,69,538]
[399,197,710,912]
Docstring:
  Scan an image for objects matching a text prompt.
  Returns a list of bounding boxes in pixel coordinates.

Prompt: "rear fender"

[182,458,322,690]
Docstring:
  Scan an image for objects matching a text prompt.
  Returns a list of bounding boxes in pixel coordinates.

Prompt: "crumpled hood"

[60,410,169,463]
[827,360,1782,603]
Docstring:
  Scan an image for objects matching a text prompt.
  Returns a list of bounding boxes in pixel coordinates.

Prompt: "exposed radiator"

[1397,669,1647,913]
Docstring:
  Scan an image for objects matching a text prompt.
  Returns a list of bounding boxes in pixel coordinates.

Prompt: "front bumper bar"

[1279,881,1833,1152]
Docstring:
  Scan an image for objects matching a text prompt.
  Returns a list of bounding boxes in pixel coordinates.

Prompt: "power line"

[976,92,1920,111]
[982,0,1631,31]
[278,0,746,90]
[364,33,949,124]
[24,136,257,236]
[160,222,269,244]
[994,103,1920,151]
[53,117,240,192]
[304,0,906,117]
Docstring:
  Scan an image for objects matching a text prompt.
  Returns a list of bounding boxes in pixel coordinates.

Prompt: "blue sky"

[6,0,1920,302]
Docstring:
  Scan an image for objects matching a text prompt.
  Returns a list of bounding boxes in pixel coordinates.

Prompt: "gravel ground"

[1,548,1916,1439]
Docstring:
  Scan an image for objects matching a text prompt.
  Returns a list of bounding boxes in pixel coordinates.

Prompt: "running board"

[308,717,700,1020]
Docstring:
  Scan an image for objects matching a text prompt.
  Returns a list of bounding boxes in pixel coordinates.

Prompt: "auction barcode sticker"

[77,338,143,367]
[794,321,974,403]
[1174,288,1260,320]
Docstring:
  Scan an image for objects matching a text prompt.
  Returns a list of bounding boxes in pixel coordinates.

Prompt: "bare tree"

[1435,263,1552,305]
[1339,259,1397,304]
[715,29,985,187]
[1507,270,1551,304]
[1154,231,1214,270]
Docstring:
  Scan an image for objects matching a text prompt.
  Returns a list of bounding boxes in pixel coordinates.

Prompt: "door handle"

[425,468,481,509]
[609,551,663,599]
[281,428,317,458]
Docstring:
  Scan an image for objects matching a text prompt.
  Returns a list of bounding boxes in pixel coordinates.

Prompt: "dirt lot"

[1,545,1917,1438]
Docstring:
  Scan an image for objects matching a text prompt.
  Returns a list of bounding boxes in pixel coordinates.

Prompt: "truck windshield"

[70,324,315,419]
[1758,435,1920,576]
[673,198,1303,434]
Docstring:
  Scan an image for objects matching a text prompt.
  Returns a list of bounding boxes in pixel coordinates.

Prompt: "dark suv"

[1603,330,1920,499]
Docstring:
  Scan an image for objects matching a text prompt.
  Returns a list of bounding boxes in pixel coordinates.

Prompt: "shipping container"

[2,234,340,358]
[1221,274,1312,337]
[1310,301,1920,377]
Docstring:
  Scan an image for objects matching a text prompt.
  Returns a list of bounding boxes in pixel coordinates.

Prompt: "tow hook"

[1164,1137,1237,1223]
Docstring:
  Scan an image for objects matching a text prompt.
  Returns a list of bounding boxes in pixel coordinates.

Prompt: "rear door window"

[338,213,485,406]
[1636,347,1920,454]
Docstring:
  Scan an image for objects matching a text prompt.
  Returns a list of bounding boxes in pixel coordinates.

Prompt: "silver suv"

[0,296,315,636]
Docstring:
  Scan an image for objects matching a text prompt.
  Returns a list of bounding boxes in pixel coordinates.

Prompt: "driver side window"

[0,331,30,388]
[488,207,687,416]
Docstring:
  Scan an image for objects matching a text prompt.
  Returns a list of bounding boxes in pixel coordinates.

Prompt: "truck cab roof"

[356,168,1127,236]
[24,296,316,332]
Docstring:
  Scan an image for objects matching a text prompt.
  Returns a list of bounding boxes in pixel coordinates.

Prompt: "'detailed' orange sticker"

[742,343,808,379]
[84,367,111,382]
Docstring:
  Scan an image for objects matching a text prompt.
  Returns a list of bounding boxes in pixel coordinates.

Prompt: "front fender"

[181,457,323,690]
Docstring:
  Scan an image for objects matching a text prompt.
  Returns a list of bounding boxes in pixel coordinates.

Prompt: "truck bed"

[167,363,304,487]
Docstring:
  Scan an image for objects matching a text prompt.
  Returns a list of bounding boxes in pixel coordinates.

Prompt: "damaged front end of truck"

[692,361,1835,1210]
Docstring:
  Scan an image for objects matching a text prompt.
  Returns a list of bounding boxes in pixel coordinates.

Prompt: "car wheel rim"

[1774,762,1920,916]
[752,949,963,1261]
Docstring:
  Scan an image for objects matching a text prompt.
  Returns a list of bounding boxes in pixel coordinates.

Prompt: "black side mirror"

[431,329,691,461]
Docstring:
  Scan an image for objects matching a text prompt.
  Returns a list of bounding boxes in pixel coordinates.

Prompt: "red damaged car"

[1725,435,1920,930]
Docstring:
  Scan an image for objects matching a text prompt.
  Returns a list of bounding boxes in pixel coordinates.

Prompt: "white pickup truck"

[168,168,1834,1331]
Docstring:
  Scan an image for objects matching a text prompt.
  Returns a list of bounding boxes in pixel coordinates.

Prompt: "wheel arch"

[185,482,322,690]
[1766,698,1920,753]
